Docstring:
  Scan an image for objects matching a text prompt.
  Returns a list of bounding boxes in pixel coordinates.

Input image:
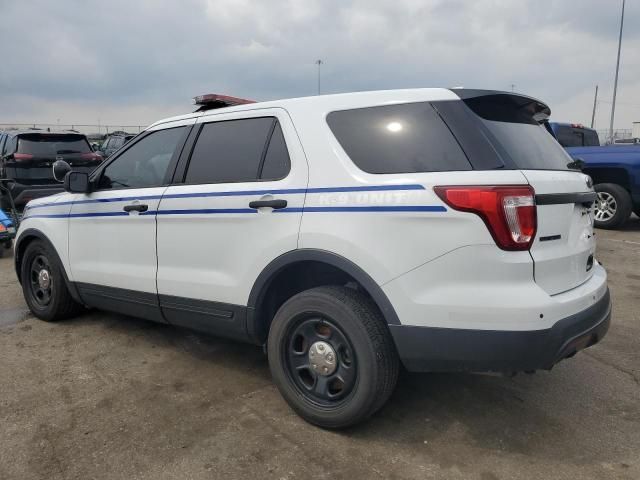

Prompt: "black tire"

[267,285,399,428]
[594,183,632,230]
[20,239,83,322]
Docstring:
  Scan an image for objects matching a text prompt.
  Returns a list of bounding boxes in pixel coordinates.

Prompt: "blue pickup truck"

[548,122,640,229]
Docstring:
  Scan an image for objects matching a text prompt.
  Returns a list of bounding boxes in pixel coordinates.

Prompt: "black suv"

[98,131,137,158]
[0,130,103,209]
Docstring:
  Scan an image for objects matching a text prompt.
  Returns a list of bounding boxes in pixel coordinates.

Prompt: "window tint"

[327,103,471,174]
[462,95,574,171]
[185,117,274,184]
[110,137,124,149]
[260,123,290,180]
[17,134,92,156]
[100,127,185,189]
[555,126,583,147]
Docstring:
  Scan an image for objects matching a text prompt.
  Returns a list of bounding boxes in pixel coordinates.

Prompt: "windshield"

[17,134,92,156]
[462,94,575,171]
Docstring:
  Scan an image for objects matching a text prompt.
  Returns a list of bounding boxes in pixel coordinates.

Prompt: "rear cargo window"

[327,103,471,174]
[17,135,92,156]
[462,95,574,171]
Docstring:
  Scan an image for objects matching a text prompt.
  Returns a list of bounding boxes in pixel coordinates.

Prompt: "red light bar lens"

[434,185,537,251]
[13,153,33,161]
[192,94,256,106]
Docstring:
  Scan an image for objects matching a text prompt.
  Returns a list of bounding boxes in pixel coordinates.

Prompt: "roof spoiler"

[193,94,256,112]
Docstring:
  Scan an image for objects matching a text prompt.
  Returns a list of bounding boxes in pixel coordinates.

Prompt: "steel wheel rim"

[595,192,616,221]
[28,254,53,308]
[283,316,358,407]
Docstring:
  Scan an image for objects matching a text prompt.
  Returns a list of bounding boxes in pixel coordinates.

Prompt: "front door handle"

[123,204,148,213]
[249,199,287,209]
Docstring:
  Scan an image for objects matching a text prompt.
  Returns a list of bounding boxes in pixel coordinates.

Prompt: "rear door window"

[185,117,283,184]
[327,102,471,174]
[260,122,290,180]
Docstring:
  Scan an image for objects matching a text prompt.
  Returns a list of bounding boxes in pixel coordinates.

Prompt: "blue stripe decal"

[285,205,447,213]
[23,204,446,219]
[25,184,425,210]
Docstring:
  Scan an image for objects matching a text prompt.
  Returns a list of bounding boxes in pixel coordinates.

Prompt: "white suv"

[14,89,611,428]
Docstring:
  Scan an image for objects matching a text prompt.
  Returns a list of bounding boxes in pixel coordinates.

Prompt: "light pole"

[608,0,625,143]
[315,59,323,95]
[591,85,598,129]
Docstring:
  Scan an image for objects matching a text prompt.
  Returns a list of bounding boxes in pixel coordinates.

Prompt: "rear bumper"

[390,288,611,373]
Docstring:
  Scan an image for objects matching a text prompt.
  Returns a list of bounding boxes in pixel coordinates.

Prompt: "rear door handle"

[249,199,287,209]
[123,204,148,213]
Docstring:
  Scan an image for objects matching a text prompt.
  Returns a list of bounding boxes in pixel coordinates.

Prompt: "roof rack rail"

[192,94,256,112]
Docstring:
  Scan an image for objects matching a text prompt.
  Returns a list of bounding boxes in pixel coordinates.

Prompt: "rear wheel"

[20,240,84,322]
[594,183,632,230]
[267,286,399,428]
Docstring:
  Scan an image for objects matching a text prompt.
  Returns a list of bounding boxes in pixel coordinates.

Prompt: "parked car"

[15,89,610,428]
[0,130,103,210]
[548,122,640,229]
[97,131,137,158]
[547,122,600,147]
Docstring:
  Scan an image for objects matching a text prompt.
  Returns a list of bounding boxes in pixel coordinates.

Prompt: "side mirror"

[52,160,72,182]
[63,171,91,193]
[91,143,99,151]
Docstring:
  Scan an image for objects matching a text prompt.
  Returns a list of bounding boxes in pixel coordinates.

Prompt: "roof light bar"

[192,94,256,112]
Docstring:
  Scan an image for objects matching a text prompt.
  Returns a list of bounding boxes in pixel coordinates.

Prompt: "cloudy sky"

[0,0,638,132]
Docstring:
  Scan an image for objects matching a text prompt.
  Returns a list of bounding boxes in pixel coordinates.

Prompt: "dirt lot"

[1,221,639,480]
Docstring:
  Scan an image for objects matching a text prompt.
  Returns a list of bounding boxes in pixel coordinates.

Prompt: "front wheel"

[267,286,399,428]
[20,240,84,322]
[594,183,632,230]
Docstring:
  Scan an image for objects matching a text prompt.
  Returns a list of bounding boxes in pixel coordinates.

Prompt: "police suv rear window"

[327,102,471,174]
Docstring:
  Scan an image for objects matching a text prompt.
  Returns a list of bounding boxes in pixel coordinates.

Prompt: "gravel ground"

[0,219,638,480]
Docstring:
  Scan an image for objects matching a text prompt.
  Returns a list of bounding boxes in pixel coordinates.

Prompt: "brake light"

[13,153,33,161]
[434,185,537,251]
[81,152,102,161]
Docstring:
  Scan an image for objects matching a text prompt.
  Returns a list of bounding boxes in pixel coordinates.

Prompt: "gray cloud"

[0,0,637,131]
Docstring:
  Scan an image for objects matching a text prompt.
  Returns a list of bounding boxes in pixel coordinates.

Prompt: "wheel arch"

[246,249,400,344]
[14,228,83,304]
[583,167,632,192]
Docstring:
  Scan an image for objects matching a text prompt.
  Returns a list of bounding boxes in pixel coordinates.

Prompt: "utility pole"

[315,59,323,95]
[510,83,515,92]
[591,85,598,128]
[608,0,625,143]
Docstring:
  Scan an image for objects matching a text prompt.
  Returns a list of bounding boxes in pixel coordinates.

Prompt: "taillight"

[13,153,34,161]
[434,185,537,251]
[81,153,102,161]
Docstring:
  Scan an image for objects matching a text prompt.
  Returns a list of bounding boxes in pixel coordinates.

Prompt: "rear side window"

[185,117,290,184]
[260,123,290,180]
[17,134,92,156]
[327,103,471,174]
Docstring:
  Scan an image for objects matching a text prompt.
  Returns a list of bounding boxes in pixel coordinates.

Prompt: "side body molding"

[246,249,401,344]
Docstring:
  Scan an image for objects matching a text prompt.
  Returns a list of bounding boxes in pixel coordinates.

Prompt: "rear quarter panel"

[285,93,531,285]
